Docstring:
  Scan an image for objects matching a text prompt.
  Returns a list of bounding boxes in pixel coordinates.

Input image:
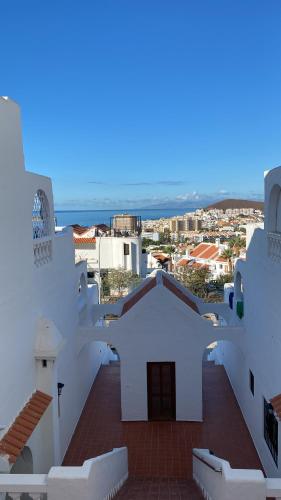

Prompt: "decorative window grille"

[33,190,51,239]
[32,190,52,266]
[264,398,278,466]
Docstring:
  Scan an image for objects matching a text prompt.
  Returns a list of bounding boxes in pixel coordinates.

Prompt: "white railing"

[0,447,128,500]
[193,448,266,500]
[268,231,281,262]
[0,474,47,499]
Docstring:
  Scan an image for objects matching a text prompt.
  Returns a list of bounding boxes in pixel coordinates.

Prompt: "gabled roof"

[190,243,219,260]
[121,278,157,316]
[162,275,199,313]
[189,243,210,258]
[120,272,199,317]
[0,391,52,464]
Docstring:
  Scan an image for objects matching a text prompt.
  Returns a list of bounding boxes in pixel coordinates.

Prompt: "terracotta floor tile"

[63,360,262,497]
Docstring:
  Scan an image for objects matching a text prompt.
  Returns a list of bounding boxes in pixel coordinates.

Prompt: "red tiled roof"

[270,394,281,419]
[73,238,96,244]
[121,278,157,316]
[190,243,219,261]
[198,246,219,260]
[177,258,190,267]
[190,262,209,270]
[189,243,209,258]
[162,275,199,313]
[0,391,52,464]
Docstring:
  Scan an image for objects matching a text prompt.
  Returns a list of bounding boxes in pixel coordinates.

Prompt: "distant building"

[169,217,202,233]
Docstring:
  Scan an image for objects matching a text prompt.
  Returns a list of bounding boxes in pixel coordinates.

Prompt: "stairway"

[115,477,203,499]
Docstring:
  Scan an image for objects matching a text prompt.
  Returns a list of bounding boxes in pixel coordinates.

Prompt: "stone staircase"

[115,477,203,499]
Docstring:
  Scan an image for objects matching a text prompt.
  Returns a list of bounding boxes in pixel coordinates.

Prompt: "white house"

[73,231,143,278]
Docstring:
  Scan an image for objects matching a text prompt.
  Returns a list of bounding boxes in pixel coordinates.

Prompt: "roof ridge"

[162,274,199,313]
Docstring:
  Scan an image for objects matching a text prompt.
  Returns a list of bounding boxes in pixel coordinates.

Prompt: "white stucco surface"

[0,98,112,473]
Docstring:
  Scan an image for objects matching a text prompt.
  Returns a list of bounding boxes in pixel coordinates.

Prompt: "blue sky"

[1,0,281,209]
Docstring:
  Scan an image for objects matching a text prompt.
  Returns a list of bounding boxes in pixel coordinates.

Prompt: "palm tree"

[221,248,233,273]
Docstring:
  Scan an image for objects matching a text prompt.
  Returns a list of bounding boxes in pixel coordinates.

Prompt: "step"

[114,477,203,499]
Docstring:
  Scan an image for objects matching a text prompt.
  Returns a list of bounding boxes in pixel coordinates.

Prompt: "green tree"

[176,267,210,299]
[228,236,246,256]
[104,268,141,298]
[142,237,156,248]
[221,248,233,272]
[161,245,175,255]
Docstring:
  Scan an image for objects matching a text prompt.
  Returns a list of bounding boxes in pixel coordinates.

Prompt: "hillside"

[205,198,264,212]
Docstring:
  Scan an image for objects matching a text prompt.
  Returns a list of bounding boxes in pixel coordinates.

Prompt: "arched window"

[268,184,281,233]
[32,190,52,266]
[32,189,51,239]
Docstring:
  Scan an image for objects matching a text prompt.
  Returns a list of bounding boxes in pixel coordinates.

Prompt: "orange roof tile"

[198,246,219,260]
[190,243,219,261]
[189,243,209,258]
[270,394,281,419]
[190,262,209,269]
[73,237,96,244]
[177,258,190,266]
[162,275,199,313]
[121,278,157,316]
[0,391,52,464]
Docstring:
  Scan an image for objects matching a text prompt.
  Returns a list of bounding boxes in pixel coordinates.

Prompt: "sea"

[55,208,195,227]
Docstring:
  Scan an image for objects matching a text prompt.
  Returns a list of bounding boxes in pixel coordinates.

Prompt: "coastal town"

[2,1,281,498]
[70,202,264,303]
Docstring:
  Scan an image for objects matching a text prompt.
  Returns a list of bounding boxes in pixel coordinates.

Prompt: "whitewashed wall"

[0,98,112,473]
[75,236,142,275]
[82,277,243,422]
[211,167,281,478]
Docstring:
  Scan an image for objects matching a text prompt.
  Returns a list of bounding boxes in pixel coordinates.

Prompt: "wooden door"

[147,362,176,420]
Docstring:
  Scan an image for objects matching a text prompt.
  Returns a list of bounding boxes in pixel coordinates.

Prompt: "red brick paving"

[114,477,203,499]
[63,361,262,480]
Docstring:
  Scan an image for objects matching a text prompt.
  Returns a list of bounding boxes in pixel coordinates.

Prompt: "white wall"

[210,167,281,477]
[0,98,112,473]
[75,236,142,275]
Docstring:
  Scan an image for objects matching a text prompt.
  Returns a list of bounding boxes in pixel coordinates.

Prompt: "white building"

[74,232,143,277]
[2,97,281,499]
[0,97,113,476]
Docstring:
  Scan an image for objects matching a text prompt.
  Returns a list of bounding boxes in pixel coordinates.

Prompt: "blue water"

[55,208,195,227]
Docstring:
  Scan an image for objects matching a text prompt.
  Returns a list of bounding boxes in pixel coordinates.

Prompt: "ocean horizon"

[55,208,195,227]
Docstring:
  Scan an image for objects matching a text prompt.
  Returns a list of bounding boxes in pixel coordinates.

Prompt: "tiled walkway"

[63,361,262,480]
[114,478,203,499]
